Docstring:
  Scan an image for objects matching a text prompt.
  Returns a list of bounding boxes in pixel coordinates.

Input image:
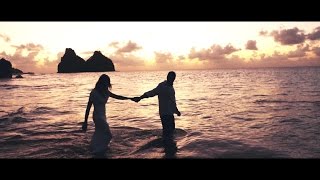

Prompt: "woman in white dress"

[82,74,132,156]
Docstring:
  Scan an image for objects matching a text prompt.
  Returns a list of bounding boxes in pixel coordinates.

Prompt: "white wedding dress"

[89,89,112,154]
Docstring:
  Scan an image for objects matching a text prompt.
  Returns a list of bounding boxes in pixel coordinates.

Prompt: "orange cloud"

[271,27,306,45]
[154,52,173,64]
[0,43,59,73]
[116,40,142,53]
[189,44,240,60]
[313,47,320,57]
[187,42,320,69]
[109,41,119,48]
[12,43,44,51]
[259,30,268,36]
[110,53,145,67]
[0,33,10,42]
[255,51,320,67]
[307,26,320,40]
[246,40,258,50]
[105,41,145,70]
[287,44,309,58]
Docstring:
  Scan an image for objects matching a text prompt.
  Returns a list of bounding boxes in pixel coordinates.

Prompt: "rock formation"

[57,48,86,73]
[12,68,23,75]
[85,51,115,72]
[57,48,115,73]
[0,58,13,78]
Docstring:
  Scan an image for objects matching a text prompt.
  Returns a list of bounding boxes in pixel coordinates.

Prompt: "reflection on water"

[1,67,320,158]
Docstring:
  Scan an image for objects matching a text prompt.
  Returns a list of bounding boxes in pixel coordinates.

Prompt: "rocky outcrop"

[12,68,23,75]
[0,58,13,78]
[57,48,86,73]
[85,51,115,72]
[57,48,115,73]
[16,74,23,78]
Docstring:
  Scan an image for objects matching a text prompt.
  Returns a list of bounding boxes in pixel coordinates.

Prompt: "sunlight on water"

[1,67,320,158]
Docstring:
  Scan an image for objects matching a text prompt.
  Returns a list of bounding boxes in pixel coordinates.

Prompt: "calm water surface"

[1,68,320,158]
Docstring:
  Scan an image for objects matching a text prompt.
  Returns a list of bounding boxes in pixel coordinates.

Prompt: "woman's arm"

[109,91,131,100]
[82,99,93,131]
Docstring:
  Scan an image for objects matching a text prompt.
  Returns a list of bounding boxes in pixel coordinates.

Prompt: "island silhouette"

[58,48,115,73]
[0,58,24,78]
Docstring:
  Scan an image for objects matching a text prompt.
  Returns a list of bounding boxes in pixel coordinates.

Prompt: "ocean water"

[1,67,320,158]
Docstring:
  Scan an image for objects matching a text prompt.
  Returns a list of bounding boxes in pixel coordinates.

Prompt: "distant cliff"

[57,48,86,73]
[12,68,23,75]
[57,48,115,73]
[0,58,13,78]
[0,58,25,78]
[85,51,115,72]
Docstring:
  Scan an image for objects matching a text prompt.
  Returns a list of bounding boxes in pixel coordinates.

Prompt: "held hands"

[131,97,141,103]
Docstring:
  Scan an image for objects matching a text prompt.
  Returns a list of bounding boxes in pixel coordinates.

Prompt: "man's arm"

[132,85,159,102]
[171,93,181,116]
[175,106,181,116]
[140,86,159,98]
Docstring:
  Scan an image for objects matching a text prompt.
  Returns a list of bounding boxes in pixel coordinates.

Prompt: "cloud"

[56,51,65,59]
[246,40,258,50]
[116,41,142,53]
[287,44,310,58]
[224,44,240,54]
[187,42,320,69]
[299,44,310,51]
[199,54,246,69]
[256,51,320,67]
[0,43,59,73]
[109,53,146,71]
[12,43,44,52]
[1,50,38,72]
[189,44,240,60]
[0,33,10,42]
[154,52,173,64]
[79,51,95,59]
[307,26,320,41]
[287,50,306,58]
[312,47,320,57]
[104,40,146,70]
[109,41,119,48]
[110,53,145,66]
[259,30,268,36]
[207,52,320,69]
[149,52,196,71]
[107,40,207,71]
[35,57,60,73]
[251,48,320,68]
[81,51,94,55]
[271,27,306,45]
[0,51,9,58]
[109,49,190,71]
[178,55,185,61]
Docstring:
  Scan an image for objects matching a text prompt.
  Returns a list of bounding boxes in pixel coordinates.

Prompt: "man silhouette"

[133,71,181,156]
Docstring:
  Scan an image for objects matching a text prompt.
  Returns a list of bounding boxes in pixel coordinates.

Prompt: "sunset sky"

[1,22,320,73]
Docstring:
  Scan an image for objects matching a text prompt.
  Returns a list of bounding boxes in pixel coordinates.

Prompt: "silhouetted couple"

[82,71,181,158]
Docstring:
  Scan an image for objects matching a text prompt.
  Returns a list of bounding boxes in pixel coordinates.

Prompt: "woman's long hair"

[95,74,112,96]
